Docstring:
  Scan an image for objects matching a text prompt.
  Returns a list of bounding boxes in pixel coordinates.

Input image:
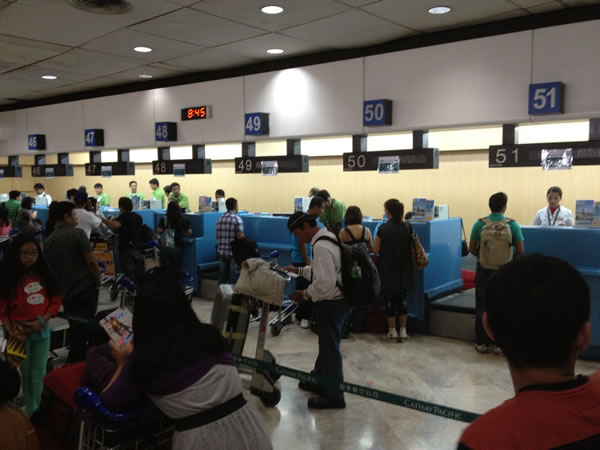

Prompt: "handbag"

[410,226,429,271]
[159,218,176,249]
[461,219,469,257]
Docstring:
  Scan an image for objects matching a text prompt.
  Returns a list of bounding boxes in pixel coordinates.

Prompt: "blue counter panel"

[522,226,600,360]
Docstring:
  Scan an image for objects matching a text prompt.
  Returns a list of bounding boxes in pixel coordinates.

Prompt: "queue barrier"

[234,355,480,424]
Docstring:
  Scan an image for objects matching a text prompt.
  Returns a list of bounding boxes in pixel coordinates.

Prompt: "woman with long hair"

[157,202,192,268]
[17,197,40,234]
[373,199,413,341]
[102,270,271,449]
[0,234,61,416]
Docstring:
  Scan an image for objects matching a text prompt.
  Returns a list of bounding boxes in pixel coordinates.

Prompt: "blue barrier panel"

[522,226,600,360]
[33,206,49,226]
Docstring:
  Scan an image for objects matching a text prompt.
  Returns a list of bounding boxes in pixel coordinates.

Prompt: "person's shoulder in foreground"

[458,253,599,450]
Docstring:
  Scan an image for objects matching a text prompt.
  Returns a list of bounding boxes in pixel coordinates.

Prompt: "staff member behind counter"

[126,180,145,203]
[533,186,574,227]
[169,183,190,212]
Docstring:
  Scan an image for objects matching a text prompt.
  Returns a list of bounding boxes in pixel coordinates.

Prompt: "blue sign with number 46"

[528,82,563,115]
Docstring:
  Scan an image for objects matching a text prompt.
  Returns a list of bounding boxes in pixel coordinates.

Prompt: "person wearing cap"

[0,359,39,449]
[284,211,351,410]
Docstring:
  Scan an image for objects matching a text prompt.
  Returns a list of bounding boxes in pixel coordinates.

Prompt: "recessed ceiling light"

[133,46,152,53]
[266,48,284,55]
[41,75,57,80]
[261,5,284,14]
[428,6,451,15]
[138,74,153,79]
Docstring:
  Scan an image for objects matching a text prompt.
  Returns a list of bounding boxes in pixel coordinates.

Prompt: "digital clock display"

[181,105,211,121]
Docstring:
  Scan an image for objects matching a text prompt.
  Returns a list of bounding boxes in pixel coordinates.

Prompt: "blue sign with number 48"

[528,82,563,115]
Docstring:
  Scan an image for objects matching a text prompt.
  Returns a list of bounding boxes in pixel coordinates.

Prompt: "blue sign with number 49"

[528,82,563,115]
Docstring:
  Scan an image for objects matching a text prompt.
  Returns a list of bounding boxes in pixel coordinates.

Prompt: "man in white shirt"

[285,211,351,410]
[33,183,52,206]
[73,192,101,239]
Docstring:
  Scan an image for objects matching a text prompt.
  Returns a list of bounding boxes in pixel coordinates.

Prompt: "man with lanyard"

[33,183,52,206]
[285,212,351,409]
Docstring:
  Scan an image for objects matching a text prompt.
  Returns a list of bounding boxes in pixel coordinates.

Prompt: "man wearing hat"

[285,211,351,409]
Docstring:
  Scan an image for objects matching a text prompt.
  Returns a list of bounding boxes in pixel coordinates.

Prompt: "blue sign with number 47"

[528,82,563,115]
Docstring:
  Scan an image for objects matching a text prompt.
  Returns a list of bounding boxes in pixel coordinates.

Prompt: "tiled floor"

[189,297,600,450]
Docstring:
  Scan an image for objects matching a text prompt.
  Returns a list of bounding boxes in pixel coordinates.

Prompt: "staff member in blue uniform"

[533,186,574,227]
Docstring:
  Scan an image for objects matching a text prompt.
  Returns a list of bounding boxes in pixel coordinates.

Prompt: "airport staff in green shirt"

[94,183,110,207]
[149,178,166,208]
[168,182,190,212]
[316,189,346,235]
[125,180,146,202]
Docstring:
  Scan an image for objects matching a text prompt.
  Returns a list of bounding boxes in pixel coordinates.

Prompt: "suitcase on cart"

[212,284,251,356]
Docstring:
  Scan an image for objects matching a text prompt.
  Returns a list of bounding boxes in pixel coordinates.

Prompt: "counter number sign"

[245,113,269,135]
[155,122,177,142]
[528,82,563,115]
[28,134,46,150]
[363,99,392,126]
[84,129,104,147]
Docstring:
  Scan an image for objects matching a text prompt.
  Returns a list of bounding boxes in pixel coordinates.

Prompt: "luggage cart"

[212,251,289,407]
[75,387,174,450]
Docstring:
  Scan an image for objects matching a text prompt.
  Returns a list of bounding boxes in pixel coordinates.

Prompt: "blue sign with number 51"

[528,82,563,115]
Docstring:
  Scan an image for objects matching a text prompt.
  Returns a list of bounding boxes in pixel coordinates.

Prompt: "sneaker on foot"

[475,344,489,354]
[398,329,410,341]
[300,319,310,329]
[386,329,398,340]
[492,345,503,355]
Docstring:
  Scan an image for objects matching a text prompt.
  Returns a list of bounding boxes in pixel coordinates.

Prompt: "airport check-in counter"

[33,205,49,226]
[364,218,463,332]
[521,226,600,360]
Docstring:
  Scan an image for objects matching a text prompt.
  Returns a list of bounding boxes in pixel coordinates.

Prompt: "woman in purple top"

[101,270,271,449]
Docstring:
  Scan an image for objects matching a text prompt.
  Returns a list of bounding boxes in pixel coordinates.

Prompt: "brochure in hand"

[100,307,133,345]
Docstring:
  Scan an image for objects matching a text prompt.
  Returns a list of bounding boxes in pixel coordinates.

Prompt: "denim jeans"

[218,256,235,285]
[313,299,353,400]
[63,287,99,363]
[475,265,496,346]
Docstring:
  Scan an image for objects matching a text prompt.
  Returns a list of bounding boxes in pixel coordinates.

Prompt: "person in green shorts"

[316,189,346,235]
[168,182,190,212]
[4,191,22,225]
[125,180,145,205]
[149,178,166,209]
[94,183,110,207]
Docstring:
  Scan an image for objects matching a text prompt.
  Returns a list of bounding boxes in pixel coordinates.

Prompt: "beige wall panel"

[2,152,599,239]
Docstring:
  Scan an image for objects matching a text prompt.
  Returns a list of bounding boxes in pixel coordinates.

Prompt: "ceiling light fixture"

[41,75,58,80]
[266,48,284,55]
[428,6,451,15]
[138,74,153,79]
[133,46,152,53]
[261,5,284,14]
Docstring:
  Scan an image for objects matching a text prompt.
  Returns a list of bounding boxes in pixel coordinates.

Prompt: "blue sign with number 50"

[363,99,392,126]
[528,82,563,115]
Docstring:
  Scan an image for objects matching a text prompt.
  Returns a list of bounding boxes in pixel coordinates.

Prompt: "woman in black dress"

[373,199,412,342]
[157,202,192,269]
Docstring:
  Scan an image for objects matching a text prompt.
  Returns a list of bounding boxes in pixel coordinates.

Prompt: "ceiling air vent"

[67,0,132,15]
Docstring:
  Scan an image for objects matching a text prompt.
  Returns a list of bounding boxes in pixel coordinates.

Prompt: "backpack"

[314,235,380,307]
[479,217,513,270]
[133,224,154,245]
[343,226,369,255]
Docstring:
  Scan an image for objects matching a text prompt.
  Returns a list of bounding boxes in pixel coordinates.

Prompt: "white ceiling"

[0,0,598,106]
